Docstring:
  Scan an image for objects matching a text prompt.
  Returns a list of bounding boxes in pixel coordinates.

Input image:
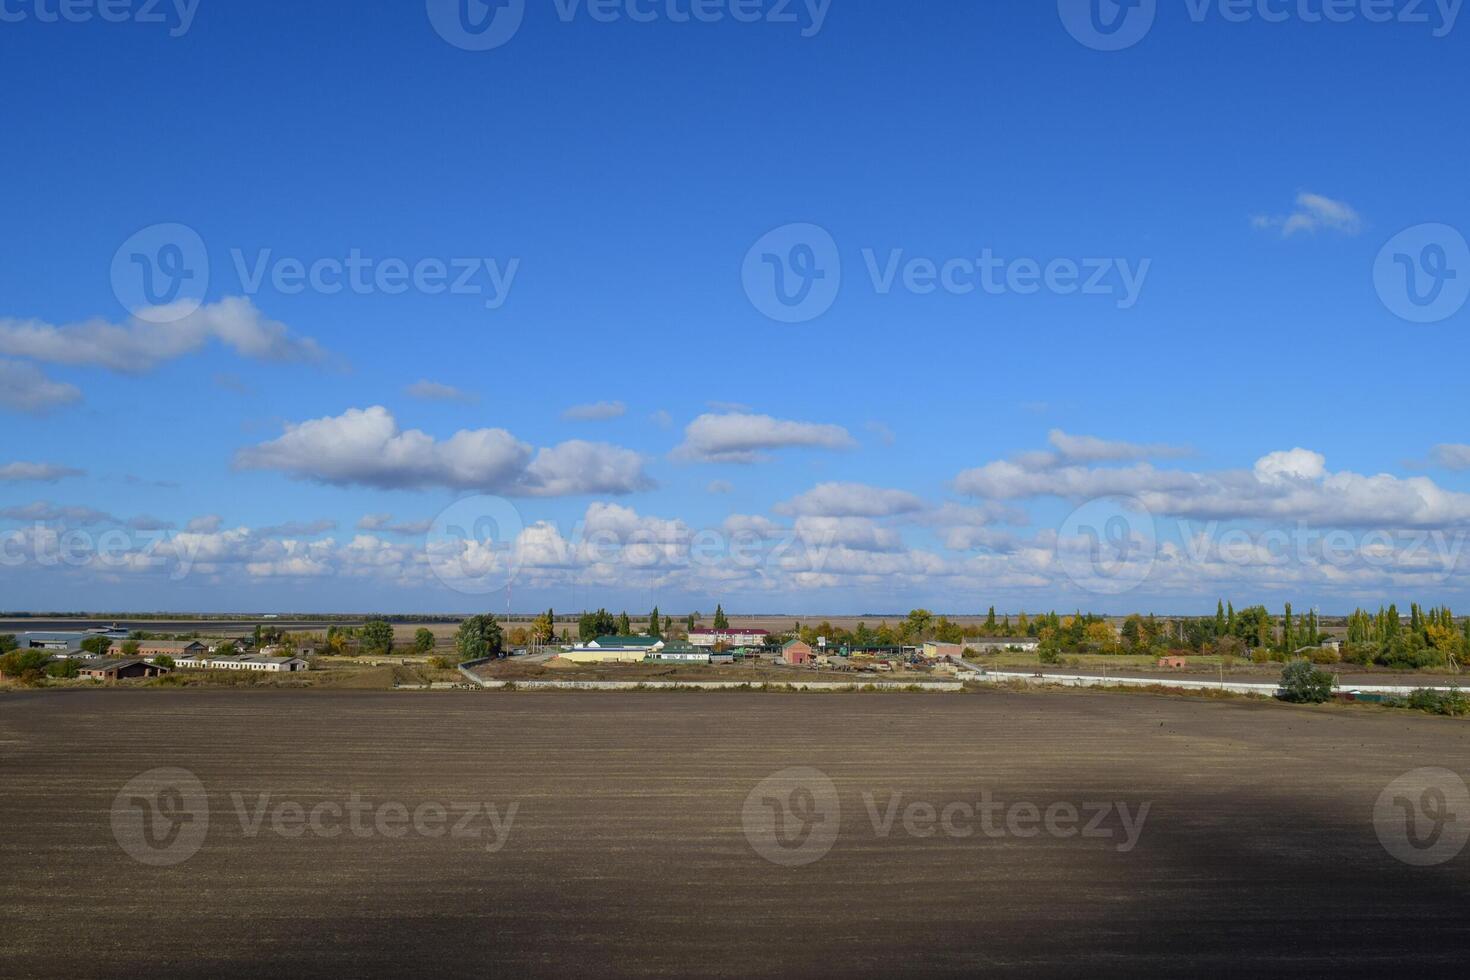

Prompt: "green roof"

[782,639,809,650]
[594,635,661,647]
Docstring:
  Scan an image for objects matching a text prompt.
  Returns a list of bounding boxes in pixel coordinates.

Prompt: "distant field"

[2,689,1468,976]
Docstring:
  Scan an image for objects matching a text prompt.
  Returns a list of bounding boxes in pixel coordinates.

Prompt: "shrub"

[1309,648,1341,665]
[1406,689,1470,717]
[1279,659,1334,704]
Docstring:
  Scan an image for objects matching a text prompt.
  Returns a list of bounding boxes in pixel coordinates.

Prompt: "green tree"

[153,655,175,670]
[648,606,661,638]
[984,606,998,634]
[713,605,729,630]
[120,639,141,656]
[617,611,632,635]
[1281,603,1295,654]
[1279,659,1334,704]
[456,615,504,660]
[360,619,394,656]
[1214,600,1227,637]
[0,649,49,682]
[0,634,17,654]
[79,635,113,657]
[46,658,81,679]
[413,628,436,654]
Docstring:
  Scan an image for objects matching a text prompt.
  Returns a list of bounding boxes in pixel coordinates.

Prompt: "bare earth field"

[2,689,1469,978]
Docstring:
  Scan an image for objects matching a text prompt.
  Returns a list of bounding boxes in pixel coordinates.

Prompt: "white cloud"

[0,501,116,525]
[957,437,1470,529]
[256,519,338,538]
[562,400,627,421]
[0,462,84,483]
[1046,429,1190,463]
[186,514,223,533]
[522,440,654,497]
[721,513,786,539]
[649,409,673,429]
[0,359,81,414]
[794,516,905,553]
[355,513,431,534]
[406,380,477,404]
[673,412,856,464]
[707,480,734,495]
[235,406,652,497]
[0,297,325,373]
[1252,192,1363,237]
[775,482,925,518]
[1430,444,1470,471]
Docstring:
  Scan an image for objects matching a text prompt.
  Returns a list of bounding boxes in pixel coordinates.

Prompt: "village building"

[688,628,770,649]
[781,639,814,666]
[965,637,1040,653]
[79,658,170,682]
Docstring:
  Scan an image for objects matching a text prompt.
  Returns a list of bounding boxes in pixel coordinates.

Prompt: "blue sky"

[2,0,1468,615]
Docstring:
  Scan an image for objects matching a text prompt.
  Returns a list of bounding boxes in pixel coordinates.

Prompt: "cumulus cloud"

[957,437,1470,529]
[794,516,905,553]
[235,406,652,497]
[707,480,734,495]
[186,514,223,533]
[1252,192,1363,237]
[406,380,477,404]
[0,462,84,483]
[562,400,626,421]
[673,412,856,464]
[0,297,325,373]
[775,482,925,518]
[0,359,81,414]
